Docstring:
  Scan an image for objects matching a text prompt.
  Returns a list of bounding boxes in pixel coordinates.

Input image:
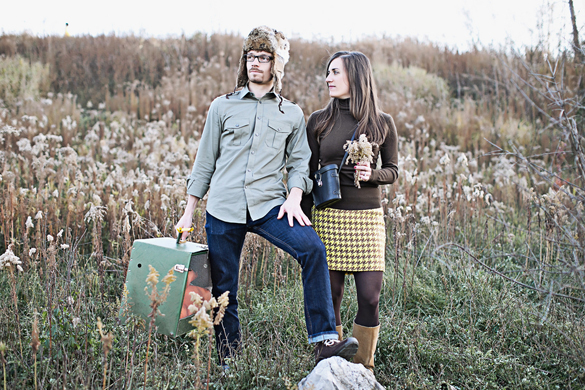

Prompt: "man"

[175,26,358,365]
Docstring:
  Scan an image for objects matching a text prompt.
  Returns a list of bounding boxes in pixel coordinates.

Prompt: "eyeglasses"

[245,53,273,63]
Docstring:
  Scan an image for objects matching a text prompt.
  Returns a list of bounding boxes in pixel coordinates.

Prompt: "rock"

[298,356,385,390]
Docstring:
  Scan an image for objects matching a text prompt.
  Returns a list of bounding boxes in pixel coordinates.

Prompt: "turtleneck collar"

[337,98,350,111]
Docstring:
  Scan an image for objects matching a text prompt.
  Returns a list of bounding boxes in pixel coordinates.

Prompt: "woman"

[301,51,398,372]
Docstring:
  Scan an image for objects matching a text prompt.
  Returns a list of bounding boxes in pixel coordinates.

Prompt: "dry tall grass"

[0,32,584,388]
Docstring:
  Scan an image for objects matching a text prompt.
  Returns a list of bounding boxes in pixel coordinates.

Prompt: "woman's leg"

[353,271,383,327]
[352,270,383,371]
[329,270,346,326]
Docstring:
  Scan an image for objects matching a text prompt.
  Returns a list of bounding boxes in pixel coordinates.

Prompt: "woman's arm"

[300,113,320,218]
[368,114,399,185]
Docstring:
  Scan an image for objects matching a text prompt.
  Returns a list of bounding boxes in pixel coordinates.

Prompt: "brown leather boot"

[352,322,380,372]
[336,325,343,341]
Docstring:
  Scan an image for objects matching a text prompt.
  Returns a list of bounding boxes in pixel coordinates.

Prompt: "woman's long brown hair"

[314,51,388,145]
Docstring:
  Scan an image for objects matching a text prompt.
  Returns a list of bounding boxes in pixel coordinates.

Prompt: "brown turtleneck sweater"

[301,99,398,216]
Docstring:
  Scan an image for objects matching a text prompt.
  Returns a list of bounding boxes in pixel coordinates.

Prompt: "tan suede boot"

[352,322,380,372]
[336,325,343,341]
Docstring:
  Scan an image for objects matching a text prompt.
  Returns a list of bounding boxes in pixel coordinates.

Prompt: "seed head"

[72,317,81,328]
[31,316,40,354]
[189,306,213,331]
[145,265,159,286]
[457,153,468,167]
[189,291,203,307]
[0,341,6,364]
[214,291,230,325]
[84,204,107,223]
[343,134,375,188]
[440,153,451,166]
[161,269,176,286]
[0,245,23,273]
[97,317,114,356]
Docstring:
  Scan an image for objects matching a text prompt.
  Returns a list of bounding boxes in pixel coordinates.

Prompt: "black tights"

[329,270,383,328]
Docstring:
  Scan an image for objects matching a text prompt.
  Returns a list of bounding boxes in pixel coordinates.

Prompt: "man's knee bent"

[298,230,326,256]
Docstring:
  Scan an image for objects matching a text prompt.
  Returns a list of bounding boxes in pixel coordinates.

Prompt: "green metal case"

[119,237,212,337]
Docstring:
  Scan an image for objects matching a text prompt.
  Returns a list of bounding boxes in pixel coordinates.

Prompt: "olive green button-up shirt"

[186,86,312,224]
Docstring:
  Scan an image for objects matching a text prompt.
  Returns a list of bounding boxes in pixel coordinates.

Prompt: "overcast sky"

[1,0,584,51]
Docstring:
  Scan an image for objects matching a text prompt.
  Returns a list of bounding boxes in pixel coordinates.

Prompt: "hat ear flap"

[272,33,290,94]
[236,55,248,90]
[273,59,284,93]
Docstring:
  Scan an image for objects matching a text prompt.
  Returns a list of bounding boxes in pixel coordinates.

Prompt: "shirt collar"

[239,84,278,100]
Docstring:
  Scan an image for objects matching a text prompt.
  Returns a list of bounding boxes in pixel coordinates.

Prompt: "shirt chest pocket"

[223,120,249,146]
[265,120,292,149]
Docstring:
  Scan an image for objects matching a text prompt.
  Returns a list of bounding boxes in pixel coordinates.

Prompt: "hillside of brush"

[0,33,584,389]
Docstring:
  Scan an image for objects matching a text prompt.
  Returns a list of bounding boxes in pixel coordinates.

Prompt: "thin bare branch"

[434,243,585,303]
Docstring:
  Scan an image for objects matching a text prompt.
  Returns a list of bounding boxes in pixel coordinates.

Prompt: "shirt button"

[247,169,251,172]
[255,133,259,137]
[245,186,248,189]
[257,117,261,120]
[251,151,255,154]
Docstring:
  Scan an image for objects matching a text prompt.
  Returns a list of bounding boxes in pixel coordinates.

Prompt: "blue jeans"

[205,206,338,361]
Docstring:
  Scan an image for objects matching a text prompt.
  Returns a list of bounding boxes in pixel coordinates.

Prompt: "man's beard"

[249,73,273,85]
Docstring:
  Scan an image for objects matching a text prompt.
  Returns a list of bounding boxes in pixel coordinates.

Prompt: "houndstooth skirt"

[312,207,386,272]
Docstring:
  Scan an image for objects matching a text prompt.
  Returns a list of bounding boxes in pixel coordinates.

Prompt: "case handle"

[176,227,194,244]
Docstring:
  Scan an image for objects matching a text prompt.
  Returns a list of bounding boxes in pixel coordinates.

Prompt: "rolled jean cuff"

[308,332,339,344]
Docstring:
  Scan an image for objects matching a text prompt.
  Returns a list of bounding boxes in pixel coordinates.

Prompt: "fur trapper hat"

[236,26,290,94]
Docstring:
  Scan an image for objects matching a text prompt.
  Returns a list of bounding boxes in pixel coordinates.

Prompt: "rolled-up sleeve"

[284,110,313,194]
[187,99,221,198]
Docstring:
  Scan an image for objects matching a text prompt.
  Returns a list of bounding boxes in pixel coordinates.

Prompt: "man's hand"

[277,187,312,227]
[175,195,200,241]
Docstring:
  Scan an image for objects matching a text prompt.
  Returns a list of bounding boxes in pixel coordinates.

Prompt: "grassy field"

[0,32,584,389]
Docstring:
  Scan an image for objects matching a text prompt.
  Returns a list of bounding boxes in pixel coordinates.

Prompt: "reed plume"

[187,291,229,389]
[0,244,23,359]
[143,265,176,388]
[344,134,376,188]
[97,317,114,390]
[31,314,40,390]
